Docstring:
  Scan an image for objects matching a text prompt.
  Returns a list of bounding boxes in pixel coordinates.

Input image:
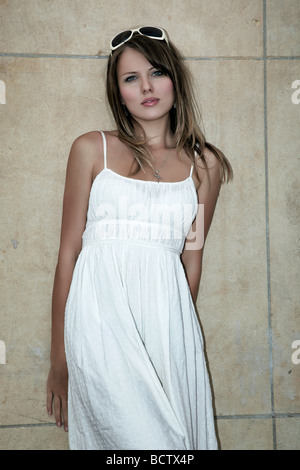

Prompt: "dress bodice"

[82,132,198,254]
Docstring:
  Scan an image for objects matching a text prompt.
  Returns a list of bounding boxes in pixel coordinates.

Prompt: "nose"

[141,77,153,94]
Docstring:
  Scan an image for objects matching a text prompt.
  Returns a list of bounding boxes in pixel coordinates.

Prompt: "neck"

[134,116,174,151]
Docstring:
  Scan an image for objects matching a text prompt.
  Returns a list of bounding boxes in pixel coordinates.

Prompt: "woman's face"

[117,47,175,125]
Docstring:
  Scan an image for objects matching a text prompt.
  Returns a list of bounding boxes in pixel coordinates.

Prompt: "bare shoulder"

[104,130,127,153]
[70,131,103,161]
[203,145,220,165]
[67,131,109,178]
[195,145,222,184]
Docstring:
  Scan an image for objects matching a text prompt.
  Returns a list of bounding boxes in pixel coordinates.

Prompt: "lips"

[141,97,160,105]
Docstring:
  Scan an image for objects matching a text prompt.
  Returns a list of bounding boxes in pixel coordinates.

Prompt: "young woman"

[47,26,232,450]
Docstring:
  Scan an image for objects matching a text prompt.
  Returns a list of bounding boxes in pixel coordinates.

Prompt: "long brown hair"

[106,30,232,183]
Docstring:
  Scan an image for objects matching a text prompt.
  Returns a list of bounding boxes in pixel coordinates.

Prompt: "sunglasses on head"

[110,26,169,52]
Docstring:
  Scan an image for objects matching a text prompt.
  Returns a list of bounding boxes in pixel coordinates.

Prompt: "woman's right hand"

[46,363,69,432]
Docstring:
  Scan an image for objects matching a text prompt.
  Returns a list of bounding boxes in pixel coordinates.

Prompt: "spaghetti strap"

[100,131,107,169]
[190,148,199,177]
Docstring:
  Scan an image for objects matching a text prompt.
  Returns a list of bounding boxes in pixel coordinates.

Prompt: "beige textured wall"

[0,0,299,450]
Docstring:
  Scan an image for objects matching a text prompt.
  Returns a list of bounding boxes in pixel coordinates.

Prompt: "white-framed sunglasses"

[110,26,169,52]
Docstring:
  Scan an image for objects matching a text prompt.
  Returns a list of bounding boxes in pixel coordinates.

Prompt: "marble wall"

[0,0,299,450]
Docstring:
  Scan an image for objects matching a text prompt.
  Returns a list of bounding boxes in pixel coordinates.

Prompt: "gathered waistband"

[82,238,182,255]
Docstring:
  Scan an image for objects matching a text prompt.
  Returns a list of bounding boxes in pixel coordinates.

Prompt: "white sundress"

[64,131,218,450]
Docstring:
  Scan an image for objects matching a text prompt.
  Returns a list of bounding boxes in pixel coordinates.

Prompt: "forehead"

[117,47,152,75]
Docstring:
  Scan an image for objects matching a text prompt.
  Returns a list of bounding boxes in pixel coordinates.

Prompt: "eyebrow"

[121,71,137,76]
[121,66,156,77]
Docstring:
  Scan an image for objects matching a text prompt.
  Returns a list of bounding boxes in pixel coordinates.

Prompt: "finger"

[54,394,62,427]
[61,396,68,432]
[46,389,53,416]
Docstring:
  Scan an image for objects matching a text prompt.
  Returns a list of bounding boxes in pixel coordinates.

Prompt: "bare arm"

[46,132,100,430]
[181,147,222,304]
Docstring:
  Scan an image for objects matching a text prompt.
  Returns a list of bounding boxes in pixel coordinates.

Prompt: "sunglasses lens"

[111,30,132,48]
[139,27,164,39]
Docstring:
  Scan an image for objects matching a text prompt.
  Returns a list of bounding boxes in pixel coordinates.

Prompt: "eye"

[152,70,163,77]
[124,75,137,83]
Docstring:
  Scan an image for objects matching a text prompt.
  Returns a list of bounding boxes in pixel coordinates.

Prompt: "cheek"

[162,78,175,100]
[118,84,136,106]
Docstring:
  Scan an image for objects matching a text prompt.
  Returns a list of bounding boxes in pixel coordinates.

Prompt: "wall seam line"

[0,52,300,61]
[1,413,300,430]
[263,0,277,451]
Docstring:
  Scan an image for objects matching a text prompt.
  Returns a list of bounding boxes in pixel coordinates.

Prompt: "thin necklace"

[152,151,172,182]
